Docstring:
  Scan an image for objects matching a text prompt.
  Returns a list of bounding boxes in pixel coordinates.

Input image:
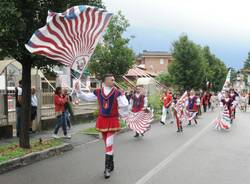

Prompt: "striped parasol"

[25,5,112,74]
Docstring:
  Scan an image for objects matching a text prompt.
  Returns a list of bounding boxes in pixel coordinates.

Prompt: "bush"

[148,91,162,117]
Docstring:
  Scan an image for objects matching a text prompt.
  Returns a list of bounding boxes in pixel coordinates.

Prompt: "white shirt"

[31,94,38,107]
[17,87,22,96]
[76,85,129,117]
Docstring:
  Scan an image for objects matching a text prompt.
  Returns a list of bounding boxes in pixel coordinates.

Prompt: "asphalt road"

[1,109,250,184]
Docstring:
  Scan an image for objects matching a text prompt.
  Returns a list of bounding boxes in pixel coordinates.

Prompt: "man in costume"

[160,90,174,125]
[186,90,198,125]
[126,85,152,138]
[75,74,129,179]
[229,88,239,121]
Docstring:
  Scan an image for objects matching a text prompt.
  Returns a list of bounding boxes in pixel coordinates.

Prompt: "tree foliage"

[243,52,250,69]
[158,35,227,92]
[88,11,135,80]
[0,0,103,148]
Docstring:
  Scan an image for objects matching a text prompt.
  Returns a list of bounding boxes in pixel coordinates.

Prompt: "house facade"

[136,50,172,75]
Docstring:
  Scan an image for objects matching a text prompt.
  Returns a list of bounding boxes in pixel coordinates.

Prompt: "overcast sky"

[103,0,250,69]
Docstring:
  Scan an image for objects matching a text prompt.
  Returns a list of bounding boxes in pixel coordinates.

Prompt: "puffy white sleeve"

[117,94,129,117]
[76,91,97,102]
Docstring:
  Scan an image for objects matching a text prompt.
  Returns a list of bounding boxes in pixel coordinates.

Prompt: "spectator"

[30,87,38,133]
[15,80,22,137]
[196,93,202,116]
[201,92,209,112]
[52,87,71,139]
[63,88,74,129]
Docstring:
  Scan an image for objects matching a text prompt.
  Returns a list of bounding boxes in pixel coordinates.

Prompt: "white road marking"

[135,121,213,184]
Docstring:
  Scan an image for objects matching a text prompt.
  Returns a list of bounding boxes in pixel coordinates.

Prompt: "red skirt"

[96,116,121,132]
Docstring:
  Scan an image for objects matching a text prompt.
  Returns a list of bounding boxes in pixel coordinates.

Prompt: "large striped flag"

[174,91,188,120]
[222,69,231,91]
[25,5,112,73]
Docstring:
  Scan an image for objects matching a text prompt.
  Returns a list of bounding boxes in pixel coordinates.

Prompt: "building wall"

[137,56,172,74]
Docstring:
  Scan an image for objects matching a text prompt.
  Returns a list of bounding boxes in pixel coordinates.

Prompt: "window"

[160,59,164,64]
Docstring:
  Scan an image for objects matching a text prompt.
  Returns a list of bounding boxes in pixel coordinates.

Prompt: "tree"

[158,36,227,92]
[243,52,250,69]
[0,0,103,148]
[88,11,135,80]
[167,35,206,91]
[201,46,227,91]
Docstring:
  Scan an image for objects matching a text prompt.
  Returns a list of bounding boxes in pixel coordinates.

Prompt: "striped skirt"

[213,108,231,130]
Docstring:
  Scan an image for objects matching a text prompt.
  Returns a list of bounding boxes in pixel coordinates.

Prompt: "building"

[136,50,172,75]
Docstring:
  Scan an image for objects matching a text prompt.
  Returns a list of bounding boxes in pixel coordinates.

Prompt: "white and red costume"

[76,85,128,177]
[213,95,233,130]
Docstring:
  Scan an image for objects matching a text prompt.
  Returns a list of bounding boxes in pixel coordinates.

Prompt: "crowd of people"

[160,87,250,132]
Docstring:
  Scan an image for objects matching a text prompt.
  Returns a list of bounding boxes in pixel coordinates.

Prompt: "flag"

[222,69,231,90]
[25,5,112,73]
[174,91,188,120]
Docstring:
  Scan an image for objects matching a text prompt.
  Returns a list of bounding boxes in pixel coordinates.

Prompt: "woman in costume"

[75,74,129,179]
[213,91,234,130]
[126,86,153,138]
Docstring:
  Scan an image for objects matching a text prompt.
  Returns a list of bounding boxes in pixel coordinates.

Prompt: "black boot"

[134,132,139,137]
[180,125,183,132]
[194,119,197,125]
[109,155,114,172]
[176,128,181,133]
[104,154,111,179]
[160,121,165,125]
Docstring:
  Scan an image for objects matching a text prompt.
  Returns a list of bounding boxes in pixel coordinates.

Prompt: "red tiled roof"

[125,66,157,77]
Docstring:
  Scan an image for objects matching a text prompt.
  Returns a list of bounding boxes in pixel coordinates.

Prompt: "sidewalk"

[0,121,98,147]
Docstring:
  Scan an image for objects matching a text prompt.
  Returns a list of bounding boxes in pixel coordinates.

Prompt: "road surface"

[1,109,250,184]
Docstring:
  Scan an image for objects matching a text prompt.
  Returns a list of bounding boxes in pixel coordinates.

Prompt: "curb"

[0,143,73,174]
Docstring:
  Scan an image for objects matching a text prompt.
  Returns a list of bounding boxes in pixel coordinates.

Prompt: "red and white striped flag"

[25,5,112,73]
[174,91,188,119]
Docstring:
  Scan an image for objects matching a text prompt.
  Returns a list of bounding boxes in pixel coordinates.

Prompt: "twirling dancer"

[125,86,152,138]
[214,91,234,130]
[75,74,128,179]
[213,69,236,130]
